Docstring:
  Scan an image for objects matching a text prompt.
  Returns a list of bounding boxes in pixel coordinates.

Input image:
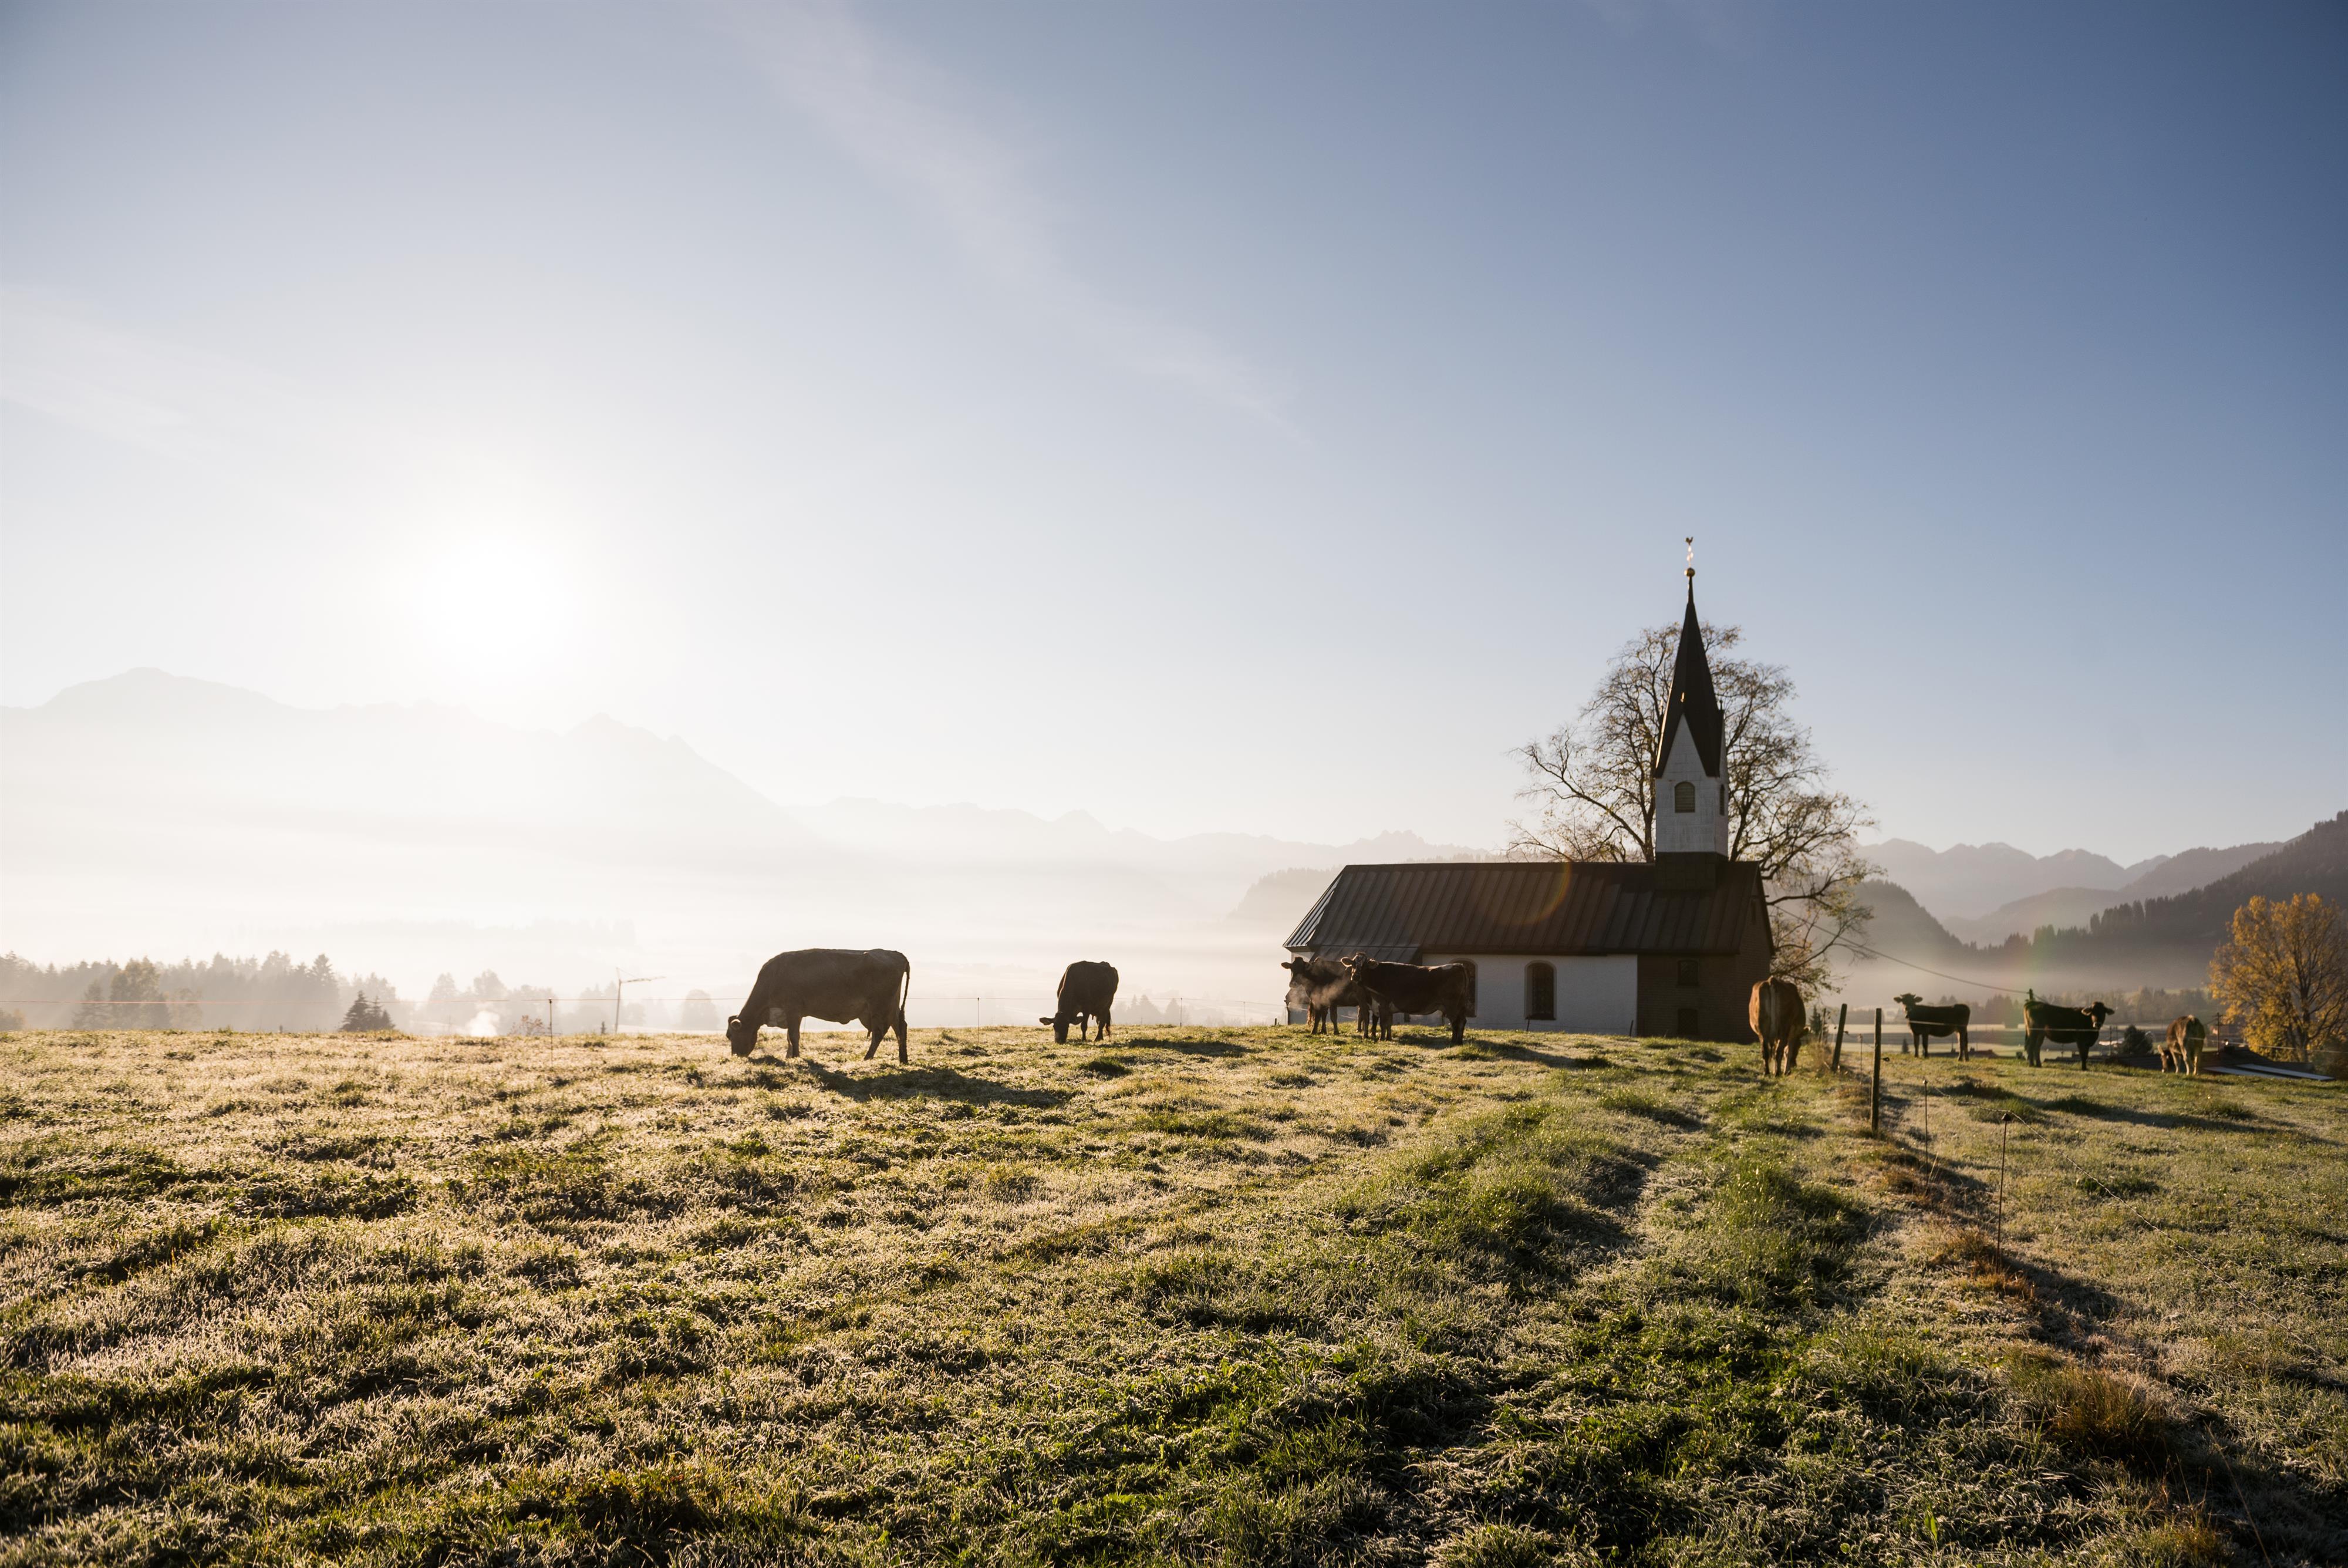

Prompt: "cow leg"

[895,1009,909,1063]
[786,1018,801,1058]
[1787,1033,1801,1073]
[1450,1010,1465,1046]
[1099,1011,1111,1040]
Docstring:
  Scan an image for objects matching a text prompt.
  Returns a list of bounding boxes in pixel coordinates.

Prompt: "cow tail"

[898,957,912,1027]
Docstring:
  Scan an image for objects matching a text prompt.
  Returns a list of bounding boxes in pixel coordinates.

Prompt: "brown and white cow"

[2162,1014,2207,1075]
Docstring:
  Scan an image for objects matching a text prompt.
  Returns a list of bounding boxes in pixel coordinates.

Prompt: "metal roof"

[1284,860,1767,959]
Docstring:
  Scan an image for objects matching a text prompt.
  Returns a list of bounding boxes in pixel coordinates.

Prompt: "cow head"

[1892,992,1922,1010]
[2087,1002,2113,1028]
[724,1013,760,1057]
[1040,1011,1072,1044]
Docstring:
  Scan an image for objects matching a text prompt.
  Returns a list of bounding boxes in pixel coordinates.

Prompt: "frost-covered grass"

[1,1023,2340,1564]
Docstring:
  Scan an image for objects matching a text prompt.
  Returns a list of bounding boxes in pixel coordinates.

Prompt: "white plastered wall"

[1654,726,1728,856]
[1423,953,1638,1035]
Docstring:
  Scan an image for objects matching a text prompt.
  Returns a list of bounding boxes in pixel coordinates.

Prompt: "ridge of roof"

[1655,581,1724,779]
[1284,858,1766,959]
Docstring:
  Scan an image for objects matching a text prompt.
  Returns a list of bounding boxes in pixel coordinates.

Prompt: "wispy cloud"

[720,2,1291,427]
[0,288,452,525]
[0,288,322,465]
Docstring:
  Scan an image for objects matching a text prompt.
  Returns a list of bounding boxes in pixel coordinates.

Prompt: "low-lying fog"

[1,670,1486,1026]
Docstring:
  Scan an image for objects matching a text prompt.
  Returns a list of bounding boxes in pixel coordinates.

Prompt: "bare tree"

[1510,619,1875,990]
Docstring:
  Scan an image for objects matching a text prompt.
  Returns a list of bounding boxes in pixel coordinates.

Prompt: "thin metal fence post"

[1833,1002,1847,1071]
[1870,1007,1883,1132]
[1998,1114,2011,1247]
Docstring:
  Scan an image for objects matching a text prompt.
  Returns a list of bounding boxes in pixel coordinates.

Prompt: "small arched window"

[1674,781,1696,813]
[1525,962,1556,1021]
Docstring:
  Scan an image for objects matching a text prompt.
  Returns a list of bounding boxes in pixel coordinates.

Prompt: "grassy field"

[2,1021,2342,1566]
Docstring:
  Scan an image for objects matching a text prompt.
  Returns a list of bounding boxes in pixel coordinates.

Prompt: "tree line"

[0,952,406,1033]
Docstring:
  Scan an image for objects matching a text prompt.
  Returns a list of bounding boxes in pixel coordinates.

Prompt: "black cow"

[1342,956,1472,1044]
[1281,955,1367,1035]
[726,949,910,1062]
[2021,994,2113,1069]
[1892,993,1973,1060]
[1041,961,1119,1043]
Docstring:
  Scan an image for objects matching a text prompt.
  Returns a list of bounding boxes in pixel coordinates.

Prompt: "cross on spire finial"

[1684,536,1695,583]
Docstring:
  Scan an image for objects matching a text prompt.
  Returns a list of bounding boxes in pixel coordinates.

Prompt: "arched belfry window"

[1525,962,1556,1021]
[1674,781,1696,813]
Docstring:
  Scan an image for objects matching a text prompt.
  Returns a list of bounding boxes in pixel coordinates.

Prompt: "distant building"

[1283,566,1772,1040]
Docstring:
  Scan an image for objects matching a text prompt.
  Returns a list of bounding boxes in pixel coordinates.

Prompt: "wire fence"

[0,991,1293,1035]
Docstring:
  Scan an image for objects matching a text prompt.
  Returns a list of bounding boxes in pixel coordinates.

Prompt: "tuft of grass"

[2006,1352,2174,1468]
[1931,1228,2037,1303]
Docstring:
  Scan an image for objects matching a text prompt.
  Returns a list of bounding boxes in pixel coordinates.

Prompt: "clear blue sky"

[4,1,2342,862]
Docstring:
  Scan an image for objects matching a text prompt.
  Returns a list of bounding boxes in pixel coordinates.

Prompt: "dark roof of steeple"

[1654,578,1723,778]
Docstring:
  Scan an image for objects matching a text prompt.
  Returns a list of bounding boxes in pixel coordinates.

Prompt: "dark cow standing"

[2163,1014,2208,1075]
[1892,993,1973,1060]
[726,949,911,1062]
[1341,956,1472,1044]
[1281,956,1368,1036]
[2020,994,2114,1069]
[1041,961,1118,1043]
[1750,977,1804,1076]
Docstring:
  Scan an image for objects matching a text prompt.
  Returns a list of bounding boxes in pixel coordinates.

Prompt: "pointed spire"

[1655,545,1723,779]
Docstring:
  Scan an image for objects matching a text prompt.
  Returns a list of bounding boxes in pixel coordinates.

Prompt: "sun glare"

[394,532,581,697]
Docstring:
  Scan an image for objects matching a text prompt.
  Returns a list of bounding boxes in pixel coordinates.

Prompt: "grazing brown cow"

[1892,993,1973,1060]
[726,949,910,1062]
[1749,977,1804,1075]
[1041,961,1118,1043]
[1341,956,1472,1044]
[1281,956,1366,1035]
[2020,994,2114,1069]
[2163,1014,2207,1075]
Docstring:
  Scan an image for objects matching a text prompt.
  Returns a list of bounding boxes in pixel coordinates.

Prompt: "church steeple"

[1654,540,1729,862]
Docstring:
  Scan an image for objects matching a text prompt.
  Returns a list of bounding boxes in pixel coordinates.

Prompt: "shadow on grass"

[2036,1096,2283,1137]
[1452,1038,1593,1070]
[795,1062,1072,1108]
[1105,1034,1249,1058]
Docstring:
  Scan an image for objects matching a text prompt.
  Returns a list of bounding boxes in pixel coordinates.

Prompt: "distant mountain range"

[1862,838,2163,920]
[1851,811,2348,996]
[1934,839,2284,945]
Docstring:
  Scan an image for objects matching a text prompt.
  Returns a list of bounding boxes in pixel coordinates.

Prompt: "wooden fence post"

[1870,1006,1883,1132]
[1833,1002,1847,1071]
